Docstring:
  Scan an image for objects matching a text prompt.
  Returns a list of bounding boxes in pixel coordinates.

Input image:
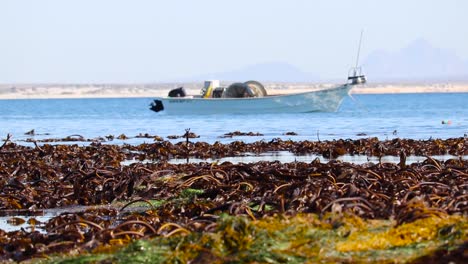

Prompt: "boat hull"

[151,84,351,114]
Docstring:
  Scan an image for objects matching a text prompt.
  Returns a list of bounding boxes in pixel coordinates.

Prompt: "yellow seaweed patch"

[49,213,467,263]
[336,214,467,252]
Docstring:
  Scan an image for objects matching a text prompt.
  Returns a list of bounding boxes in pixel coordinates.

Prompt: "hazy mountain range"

[189,39,468,82]
[192,62,318,82]
[362,38,468,81]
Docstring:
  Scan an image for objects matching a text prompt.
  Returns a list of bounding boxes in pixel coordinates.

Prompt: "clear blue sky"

[1,0,467,83]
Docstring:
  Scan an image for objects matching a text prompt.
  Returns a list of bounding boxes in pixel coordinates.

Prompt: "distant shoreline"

[0,82,467,99]
[351,83,468,94]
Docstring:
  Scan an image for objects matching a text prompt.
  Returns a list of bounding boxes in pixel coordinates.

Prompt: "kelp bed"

[0,135,467,263]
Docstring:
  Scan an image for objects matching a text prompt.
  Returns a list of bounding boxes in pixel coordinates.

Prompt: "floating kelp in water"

[220,131,264,138]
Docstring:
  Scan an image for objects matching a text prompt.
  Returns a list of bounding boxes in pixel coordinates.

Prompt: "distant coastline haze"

[1,0,467,83]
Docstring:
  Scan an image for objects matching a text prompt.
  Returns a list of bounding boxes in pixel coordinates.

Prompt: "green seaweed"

[46,213,467,264]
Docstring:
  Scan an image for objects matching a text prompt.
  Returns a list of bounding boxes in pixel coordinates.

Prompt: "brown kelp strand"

[220,131,264,138]
[0,137,467,262]
[1,144,466,215]
[0,139,466,214]
[167,131,200,139]
[12,134,467,158]
[127,137,467,160]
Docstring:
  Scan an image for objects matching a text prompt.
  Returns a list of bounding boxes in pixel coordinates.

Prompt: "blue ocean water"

[0,93,467,145]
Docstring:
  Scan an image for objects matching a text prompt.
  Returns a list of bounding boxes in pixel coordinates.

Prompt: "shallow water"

[0,215,50,233]
[0,206,91,233]
[0,204,144,233]
[122,151,467,165]
[0,93,467,144]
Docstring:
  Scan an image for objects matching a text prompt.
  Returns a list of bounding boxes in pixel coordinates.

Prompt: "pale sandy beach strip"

[0,82,467,99]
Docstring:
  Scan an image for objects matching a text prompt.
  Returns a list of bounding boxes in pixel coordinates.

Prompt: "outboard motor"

[150,99,164,112]
[168,87,186,97]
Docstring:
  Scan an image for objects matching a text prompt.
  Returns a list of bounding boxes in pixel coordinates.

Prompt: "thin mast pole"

[355,30,364,68]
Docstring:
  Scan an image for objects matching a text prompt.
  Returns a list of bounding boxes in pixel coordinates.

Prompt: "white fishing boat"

[150,31,368,115]
[149,68,366,115]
